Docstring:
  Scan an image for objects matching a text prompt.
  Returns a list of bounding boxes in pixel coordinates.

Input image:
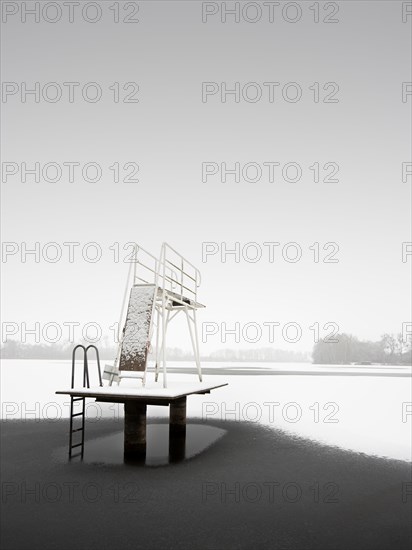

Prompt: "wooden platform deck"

[56,381,228,404]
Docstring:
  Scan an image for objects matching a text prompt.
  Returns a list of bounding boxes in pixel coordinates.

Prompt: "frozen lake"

[1,360,411,461]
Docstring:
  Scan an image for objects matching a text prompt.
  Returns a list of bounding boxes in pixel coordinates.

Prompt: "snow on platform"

[56,381,228,402]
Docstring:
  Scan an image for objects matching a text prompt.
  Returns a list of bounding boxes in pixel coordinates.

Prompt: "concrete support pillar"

[124,401,147,459]
[169,397,187,433]
[169,397,186,462]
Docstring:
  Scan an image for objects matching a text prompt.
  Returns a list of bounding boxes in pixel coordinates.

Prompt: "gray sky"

[1,0,411,353]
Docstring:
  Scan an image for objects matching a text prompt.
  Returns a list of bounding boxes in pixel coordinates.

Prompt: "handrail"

[135,259,178,286]
[71,345,89,389]
[85,345,103,387]
[116,243,179,342]
[71,344,102,388]
[164,259,197,283]
[156,243,201,304]
[132,244,178,289]
[162,242,201,287]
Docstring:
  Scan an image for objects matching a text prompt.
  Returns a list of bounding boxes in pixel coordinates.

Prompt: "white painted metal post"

[192,309,202,382]
[185,307,202,382]
[161,244,168,388]
[154,306,161,382]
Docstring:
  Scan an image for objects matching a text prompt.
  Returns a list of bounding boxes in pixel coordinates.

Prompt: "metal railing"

[116,243,200,341]
[71,344,102,388]
[113,243,203,386]
[157,242,201,303]
[69,344,102,457]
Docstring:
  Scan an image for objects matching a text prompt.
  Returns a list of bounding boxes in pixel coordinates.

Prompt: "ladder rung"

[72,397,84,402]
[71,443,83,448]
[71,412,84,417]
[71,428,83,433]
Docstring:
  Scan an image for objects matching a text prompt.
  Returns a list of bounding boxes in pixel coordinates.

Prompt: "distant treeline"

[312,333,412,365]
[0,340,117,360]
[1,334,410,365]
[204,348,310,362]
[0,340,309,362]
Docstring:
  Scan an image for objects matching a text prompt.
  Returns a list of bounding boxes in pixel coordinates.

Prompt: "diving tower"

[56,243,227,459]
[108,242,205,388]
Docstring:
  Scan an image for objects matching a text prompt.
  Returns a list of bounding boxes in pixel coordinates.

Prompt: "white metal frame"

[111,243,204,388]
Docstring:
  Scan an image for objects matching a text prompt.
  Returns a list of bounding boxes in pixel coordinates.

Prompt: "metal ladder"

[69,344,102,459]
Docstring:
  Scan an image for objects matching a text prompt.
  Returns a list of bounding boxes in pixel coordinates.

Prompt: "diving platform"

[59,242,220,460]
[56,381,228,458]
